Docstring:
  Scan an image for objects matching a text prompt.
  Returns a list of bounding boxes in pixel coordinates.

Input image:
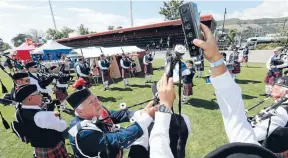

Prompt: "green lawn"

[0,59,271,158]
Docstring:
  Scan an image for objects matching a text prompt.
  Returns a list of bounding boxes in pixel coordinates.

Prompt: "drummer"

[227,46,241,79]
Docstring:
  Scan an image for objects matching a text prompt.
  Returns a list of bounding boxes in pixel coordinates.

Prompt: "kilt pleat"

[144,64,153,75]
[122,68,130,79]
[101,70,110,82]
[35,142,69,158]
[183,83,193,96]
[264,71,282,85]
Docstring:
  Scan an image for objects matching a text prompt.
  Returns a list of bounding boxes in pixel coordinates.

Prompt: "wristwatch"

[158,105,173,114]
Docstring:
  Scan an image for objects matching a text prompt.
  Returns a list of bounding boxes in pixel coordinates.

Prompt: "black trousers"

[128,114,189,158]
[261,127,288,153]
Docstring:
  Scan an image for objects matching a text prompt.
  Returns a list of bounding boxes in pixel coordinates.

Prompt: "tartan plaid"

[35,142,69,158]
[183,83,193,96]
[232,62,241,74]
[122,68,130,79]
[54,88,68,102]
[82,77,92,88]
[242,56,248,63]
[264,71,282,85]
[276,150,288,158]
[101,70,110,82]
[144,64,153,75]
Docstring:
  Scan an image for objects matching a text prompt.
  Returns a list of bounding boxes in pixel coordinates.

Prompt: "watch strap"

[209,58,224,68]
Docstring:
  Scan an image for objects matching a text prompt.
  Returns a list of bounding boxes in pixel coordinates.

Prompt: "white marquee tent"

[74,46,145,58]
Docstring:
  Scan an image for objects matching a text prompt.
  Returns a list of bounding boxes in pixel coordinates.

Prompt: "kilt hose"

[242,56,248,63]
[183,83,193,96]
[264,71,282,85]
[54,87,68,102]
[101,70,110,82]
[144,64,153,75]
[122,68,130,79]
[35,141,69,158]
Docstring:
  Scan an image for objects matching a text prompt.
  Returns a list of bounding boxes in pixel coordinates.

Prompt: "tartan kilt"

[242,56,248,63]
[54,87,68,102]
[264,71,282,85]
[122,68,130,79]
[101,70,110,82]
[183,83,193,96]
[35,142,69,158]
[144,64,153,75]
[232,62,241,74]
[82,77,92,88]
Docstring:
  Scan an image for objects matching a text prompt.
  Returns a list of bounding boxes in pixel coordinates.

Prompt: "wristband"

[209,58,224,68]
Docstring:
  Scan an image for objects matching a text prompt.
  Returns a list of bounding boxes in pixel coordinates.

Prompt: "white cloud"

[0,1,30,9]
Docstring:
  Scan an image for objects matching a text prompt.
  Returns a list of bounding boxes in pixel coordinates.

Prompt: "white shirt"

[210,71,260,145]
[20,105,67,132]
[150,112,174,158]
[149,71,261,158]
[120,59,130,69]
[76,64,88,77]
[253,106,288,141]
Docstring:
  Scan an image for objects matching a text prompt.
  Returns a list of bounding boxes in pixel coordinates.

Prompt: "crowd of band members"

[5,29,288,158]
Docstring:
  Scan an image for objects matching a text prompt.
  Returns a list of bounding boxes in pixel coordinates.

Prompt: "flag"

[25,38,34,45]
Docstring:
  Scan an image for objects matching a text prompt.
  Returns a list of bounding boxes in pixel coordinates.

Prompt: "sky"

[1,0,288,46]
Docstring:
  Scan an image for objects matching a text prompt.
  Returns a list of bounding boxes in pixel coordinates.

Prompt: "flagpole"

[48,0,57,30]
[130,0,134,27]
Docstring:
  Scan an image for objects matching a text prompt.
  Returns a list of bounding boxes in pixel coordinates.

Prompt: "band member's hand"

[270,65,276,69]
[143,101,158,119]
[54,112,60,117]
[192,23,222,63]
[157,73,175,109]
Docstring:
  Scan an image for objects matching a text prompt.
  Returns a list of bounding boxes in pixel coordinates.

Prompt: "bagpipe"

[1,53,25,71]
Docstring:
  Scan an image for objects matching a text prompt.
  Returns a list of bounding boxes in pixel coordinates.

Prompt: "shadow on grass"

[188,98,219,110]
[130,84,152,88]
[235,79,262,84]
[110,87,133,91]
[245,66,263,68]
[242,94,257,100]
[97,96,117,102]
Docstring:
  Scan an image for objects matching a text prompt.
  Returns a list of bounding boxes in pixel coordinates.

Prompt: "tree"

[30,29,40,43]
[159,0,184,20]
[62,26,75,38]
[108,26,115,30]
[11,34,32,47]
[77,24,90,35]
[228,29,237,44]
[46,28,64,40]
[0,38,11,52]
[117,26,123,29]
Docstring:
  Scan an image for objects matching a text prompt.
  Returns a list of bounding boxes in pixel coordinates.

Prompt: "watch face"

[159,105,165,112]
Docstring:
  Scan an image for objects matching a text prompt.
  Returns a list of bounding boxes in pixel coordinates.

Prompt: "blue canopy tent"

[34,40,72,60]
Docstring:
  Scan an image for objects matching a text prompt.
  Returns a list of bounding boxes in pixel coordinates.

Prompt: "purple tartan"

[35,142,69,158]
[265,71,282,85]
[122,68,130,79]
[101,70,110,82]
[82,77,92,88]
[144,63,153,75]
[232,62,241,74]
[54,87,68,102]
[183,83,193,96]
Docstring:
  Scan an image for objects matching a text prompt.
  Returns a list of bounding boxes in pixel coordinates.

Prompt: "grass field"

[0,59,273,158]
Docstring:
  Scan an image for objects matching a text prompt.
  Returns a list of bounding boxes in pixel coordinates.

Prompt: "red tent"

[15,42,35,60]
